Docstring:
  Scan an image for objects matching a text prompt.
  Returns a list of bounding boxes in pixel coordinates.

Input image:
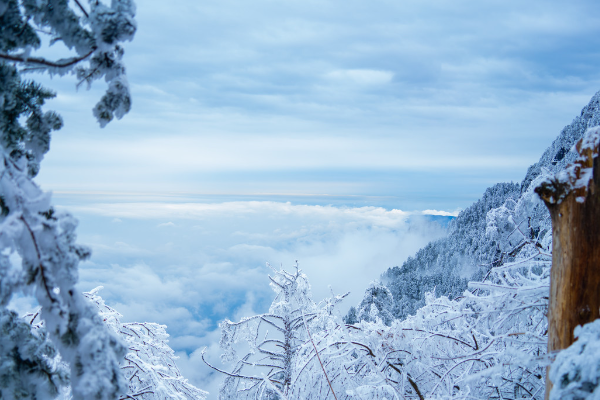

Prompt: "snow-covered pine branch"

[0,0,137,127]
[8,288,207,400]
[83,287,208,400]
[0,151,127,399]
[549,319,600,400]
[0,307,69,399]
[0,1,138,398]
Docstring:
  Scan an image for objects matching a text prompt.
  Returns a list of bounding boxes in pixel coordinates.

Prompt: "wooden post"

[535,129,600,399]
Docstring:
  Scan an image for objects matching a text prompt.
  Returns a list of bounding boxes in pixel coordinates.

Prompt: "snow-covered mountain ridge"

[350,89,600,322]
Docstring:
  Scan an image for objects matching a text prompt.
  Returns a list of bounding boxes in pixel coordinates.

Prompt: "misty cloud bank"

[7,195,449,395]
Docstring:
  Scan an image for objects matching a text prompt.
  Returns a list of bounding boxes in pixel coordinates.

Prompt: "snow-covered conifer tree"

[355,281,394,326]
[0,0,137,398]
[343,306,358,324]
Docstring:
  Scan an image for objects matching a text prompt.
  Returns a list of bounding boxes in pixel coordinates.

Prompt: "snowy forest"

[2,0,600,399]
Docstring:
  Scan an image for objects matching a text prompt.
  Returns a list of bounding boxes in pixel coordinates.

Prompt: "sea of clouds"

[10,194,451,397]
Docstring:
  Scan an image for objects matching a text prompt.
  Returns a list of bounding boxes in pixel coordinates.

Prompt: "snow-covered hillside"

[351,89,600,322]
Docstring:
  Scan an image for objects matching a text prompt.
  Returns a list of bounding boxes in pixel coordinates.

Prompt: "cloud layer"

[42,195,447,396]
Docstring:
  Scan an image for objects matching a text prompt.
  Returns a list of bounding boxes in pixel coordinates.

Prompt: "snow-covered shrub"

[292,177,553,399]
[84,287,208,400]
[206,263,347,399]
[209,181,553,399]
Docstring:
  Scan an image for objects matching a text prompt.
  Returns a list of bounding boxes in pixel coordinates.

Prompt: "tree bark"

[536,139,600,399]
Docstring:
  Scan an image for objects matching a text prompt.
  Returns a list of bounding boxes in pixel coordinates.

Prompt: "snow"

[536,126,600,205]
[549,319,600,400]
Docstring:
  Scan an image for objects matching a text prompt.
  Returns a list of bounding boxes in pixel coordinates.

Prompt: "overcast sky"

[33,0,600,209]
[17,0,600,397]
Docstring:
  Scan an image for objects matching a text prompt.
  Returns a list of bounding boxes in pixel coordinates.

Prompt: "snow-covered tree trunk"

[536,126,600,399]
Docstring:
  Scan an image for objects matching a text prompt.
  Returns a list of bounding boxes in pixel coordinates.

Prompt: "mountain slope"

[352,89,600,321]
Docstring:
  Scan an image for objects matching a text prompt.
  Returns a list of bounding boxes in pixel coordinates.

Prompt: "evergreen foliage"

[0,308,68,399]
[521,90,600,192]
[0,0,138,398]
[355,281,394,326]
[382,182,520,319]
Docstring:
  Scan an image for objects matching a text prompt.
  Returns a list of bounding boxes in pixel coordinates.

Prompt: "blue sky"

[16,0,600,396]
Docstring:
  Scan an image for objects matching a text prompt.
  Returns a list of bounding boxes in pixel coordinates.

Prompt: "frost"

[356,282,394,326]
[536,126,600,205]
[84,288,208,400]
[549,319,600,400]
[0,0,138,398]
[2,0,137,127]
[0,308,69,400]
[206,263,348,399]
[285,185,552,399]
[209,201,550,398]
[0,146,126,399]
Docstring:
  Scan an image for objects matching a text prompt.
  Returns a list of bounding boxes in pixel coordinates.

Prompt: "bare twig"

[387,363,424,400]
[201,348,263,382]
[301,310,338,400]
[401,328,477,350]
[72,0,90,18]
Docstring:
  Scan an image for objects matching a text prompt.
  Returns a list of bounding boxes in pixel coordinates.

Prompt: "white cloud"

[64,201,411,224]
[422,209,461,217]
[34,0,600,212]
[70,199,448,353]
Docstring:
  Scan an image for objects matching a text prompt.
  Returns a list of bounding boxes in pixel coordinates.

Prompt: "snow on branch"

[281,182,553,399]
[207,263,348,399]
[0,0,137,127]
[84,288,208,400]
[536,126,600,205]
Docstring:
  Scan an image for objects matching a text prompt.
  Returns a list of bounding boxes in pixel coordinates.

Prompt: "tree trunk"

[536,137,600,399]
